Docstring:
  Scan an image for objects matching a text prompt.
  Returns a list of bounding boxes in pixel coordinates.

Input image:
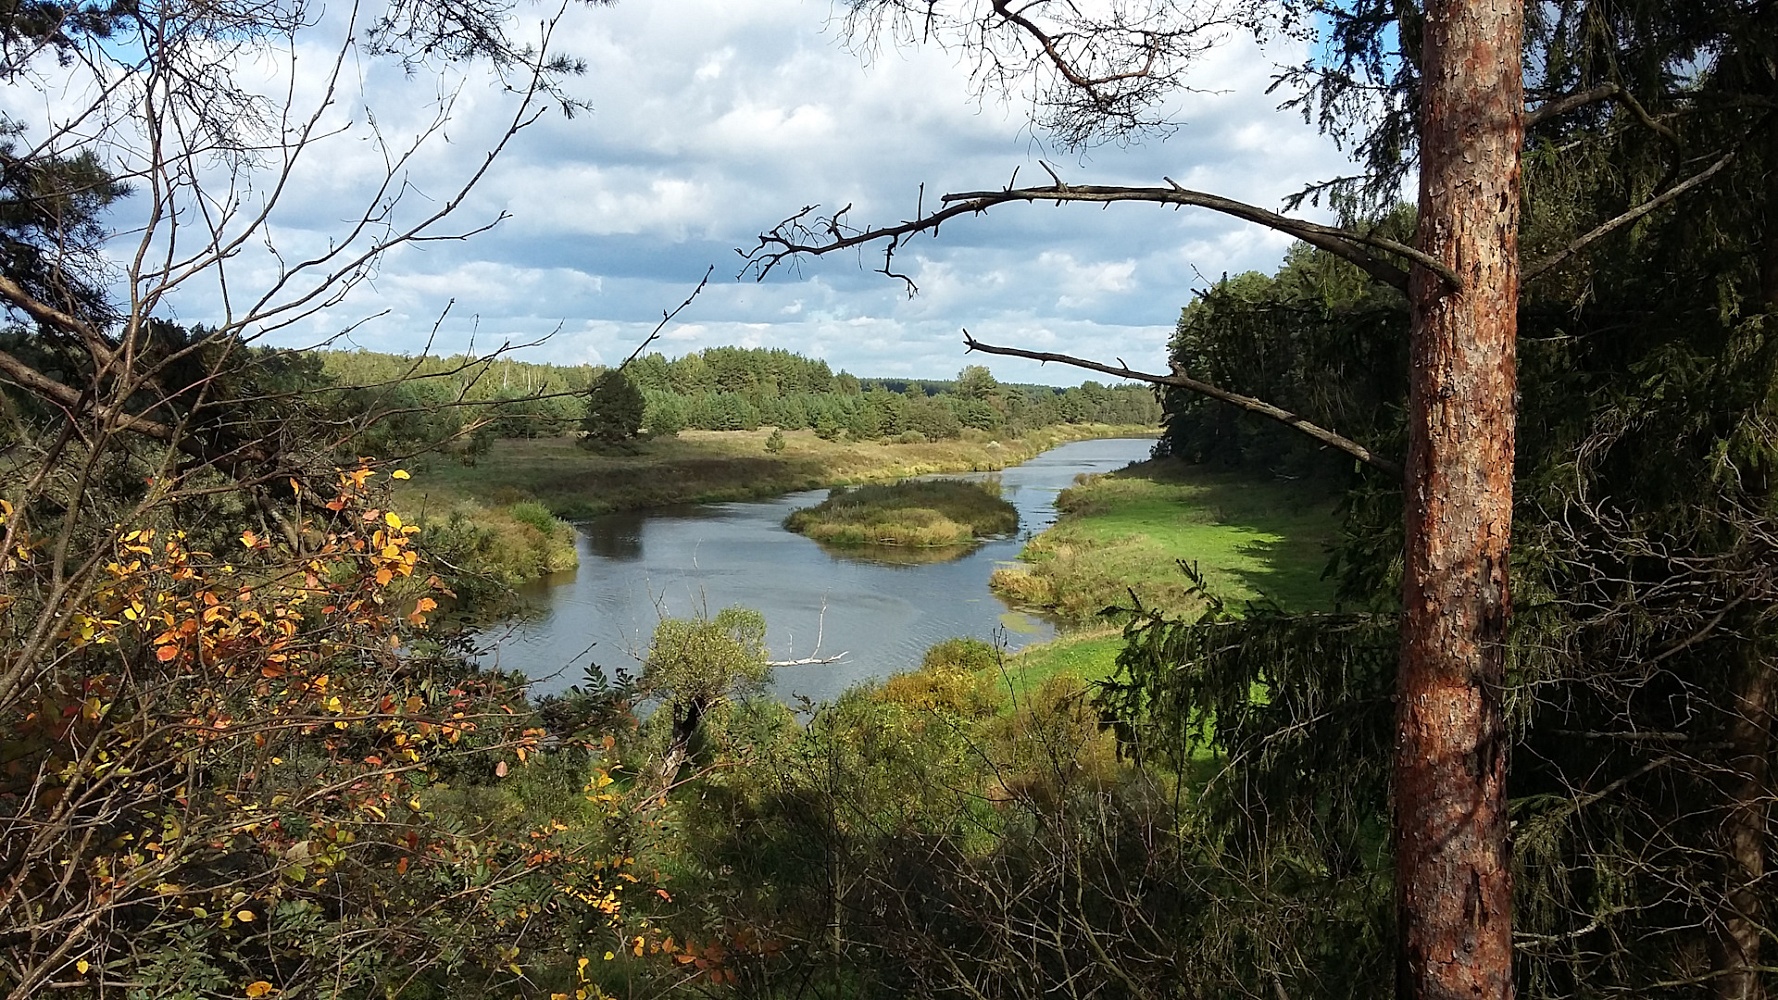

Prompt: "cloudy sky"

[129,0,1356,385]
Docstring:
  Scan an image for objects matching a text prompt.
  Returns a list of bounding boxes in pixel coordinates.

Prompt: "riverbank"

[413,499,581,594]
[392,424,1151,590]
[398,424,1155,521]
[987,459,1340,688]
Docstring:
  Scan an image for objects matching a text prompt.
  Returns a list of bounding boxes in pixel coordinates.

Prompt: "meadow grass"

[990,458,1340,624]
[392,424,1156,521]
[990,629,1126,705]
[784,479,1018,548]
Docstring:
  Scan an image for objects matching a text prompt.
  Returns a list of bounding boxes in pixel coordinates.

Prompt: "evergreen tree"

[582,368,645,445]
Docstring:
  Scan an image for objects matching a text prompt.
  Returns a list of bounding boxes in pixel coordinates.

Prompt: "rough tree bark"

[1716,638,1771,1000]
[1395,2,1522,999]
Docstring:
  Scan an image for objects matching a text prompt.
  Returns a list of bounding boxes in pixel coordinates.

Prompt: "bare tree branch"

[1525,152,1736,282]
[1525,82,1621,129]
[960,329,1401,476]
[746,174,1468,294]
[745,171,1462,294]
[616,265,714,370]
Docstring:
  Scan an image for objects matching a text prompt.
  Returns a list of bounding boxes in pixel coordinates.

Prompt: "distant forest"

[314,345,1161,456]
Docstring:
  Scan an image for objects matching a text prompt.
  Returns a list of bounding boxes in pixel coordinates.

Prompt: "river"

[476,436,1155,703]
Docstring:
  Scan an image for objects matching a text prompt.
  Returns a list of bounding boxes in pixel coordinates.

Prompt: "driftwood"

[768,652,849,667]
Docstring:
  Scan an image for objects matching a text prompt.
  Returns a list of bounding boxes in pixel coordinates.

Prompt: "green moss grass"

[990,458,1339,624]
[784,479,1017,548]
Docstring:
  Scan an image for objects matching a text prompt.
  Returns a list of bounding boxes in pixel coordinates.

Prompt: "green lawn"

[990,458,1340,624]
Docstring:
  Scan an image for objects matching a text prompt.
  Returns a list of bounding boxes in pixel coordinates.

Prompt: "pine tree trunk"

[1714,643,1771,1000]
[1715,132,1778,999]
[1395,2,1522,999]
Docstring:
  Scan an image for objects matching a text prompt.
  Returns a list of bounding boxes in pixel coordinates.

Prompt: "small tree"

[644,391,687,437]
[640,607,771,793]
[582,368,646,445]
[955,364,1000,401]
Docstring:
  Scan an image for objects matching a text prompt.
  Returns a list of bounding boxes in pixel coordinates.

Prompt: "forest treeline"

[313,346,1160,457]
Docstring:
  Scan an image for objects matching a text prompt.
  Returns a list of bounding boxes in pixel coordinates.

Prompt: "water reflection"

[478,437,1155,704]
[579,510,645,561]
[809,539,984,566]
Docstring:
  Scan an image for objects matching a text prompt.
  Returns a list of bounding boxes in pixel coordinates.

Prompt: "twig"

[617,265,714,370]
[961,330,1401,476]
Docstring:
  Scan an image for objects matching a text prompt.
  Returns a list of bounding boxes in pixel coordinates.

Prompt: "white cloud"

[46,0,1356,383]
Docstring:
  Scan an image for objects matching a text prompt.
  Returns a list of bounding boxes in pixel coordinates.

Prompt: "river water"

[476,437,1155,703]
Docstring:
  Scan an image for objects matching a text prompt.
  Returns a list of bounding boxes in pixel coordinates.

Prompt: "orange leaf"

[156,645,180,662]
[244,981,275,998]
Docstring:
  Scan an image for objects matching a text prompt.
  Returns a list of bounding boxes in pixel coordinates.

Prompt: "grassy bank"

[785,479,1017,548]
[396,424,1155,520]
[994,629,1126,700]
[991,459,1340,625]
[411,498,580,594]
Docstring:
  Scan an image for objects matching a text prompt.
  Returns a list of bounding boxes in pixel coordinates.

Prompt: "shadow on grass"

[1073,459,1341,613]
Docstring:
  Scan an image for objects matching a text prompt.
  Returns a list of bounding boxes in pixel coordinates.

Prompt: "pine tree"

[582,368,645,445]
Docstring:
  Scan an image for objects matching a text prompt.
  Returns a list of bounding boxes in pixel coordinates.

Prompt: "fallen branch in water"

[768,652,851,667]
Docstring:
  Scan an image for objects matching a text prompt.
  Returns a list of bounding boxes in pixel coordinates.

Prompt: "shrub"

[921,636,1000,673]
[877,663,995,719]
[509,499,559,536]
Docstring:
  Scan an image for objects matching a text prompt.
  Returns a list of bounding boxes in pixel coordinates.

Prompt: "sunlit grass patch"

[991,458,1339,622]
[993,629,1126,705]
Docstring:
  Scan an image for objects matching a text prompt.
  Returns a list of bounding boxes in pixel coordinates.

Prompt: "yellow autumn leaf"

[244,981,275,998]
[383,511,402,530]
[76,960,90,974]
[391,469,411,479]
